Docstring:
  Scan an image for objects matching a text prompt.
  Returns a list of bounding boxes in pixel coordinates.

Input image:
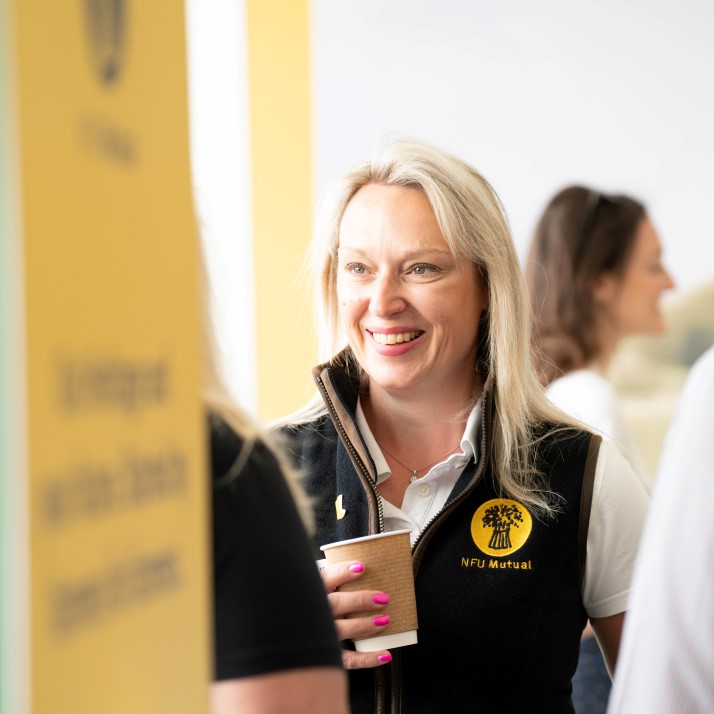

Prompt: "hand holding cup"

[319,530,418,669]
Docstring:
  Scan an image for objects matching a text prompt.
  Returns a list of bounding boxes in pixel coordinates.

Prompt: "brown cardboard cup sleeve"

[320,529,418,652]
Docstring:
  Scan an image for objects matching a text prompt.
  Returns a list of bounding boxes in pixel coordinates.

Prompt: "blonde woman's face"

[336,183,486,399]
[593,219,676,337]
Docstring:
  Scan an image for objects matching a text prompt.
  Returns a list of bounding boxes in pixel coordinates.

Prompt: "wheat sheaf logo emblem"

[470,498,533,557]
[84,0,127,85]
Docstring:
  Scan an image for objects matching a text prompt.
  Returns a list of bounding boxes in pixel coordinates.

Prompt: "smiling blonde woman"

[279,137,649,713]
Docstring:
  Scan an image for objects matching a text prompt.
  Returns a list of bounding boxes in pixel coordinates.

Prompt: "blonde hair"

[199,237,315,531]
[295,136,578,515]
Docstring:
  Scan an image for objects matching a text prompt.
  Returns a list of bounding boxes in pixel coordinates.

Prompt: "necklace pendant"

[411,470,418,482]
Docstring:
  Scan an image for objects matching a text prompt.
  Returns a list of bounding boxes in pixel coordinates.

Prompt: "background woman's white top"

[547,367,651,493]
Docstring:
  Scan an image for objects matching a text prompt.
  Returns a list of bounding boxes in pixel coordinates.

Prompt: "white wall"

[312,0,714,296]
[186,0,256,413]
[188,0,714,412]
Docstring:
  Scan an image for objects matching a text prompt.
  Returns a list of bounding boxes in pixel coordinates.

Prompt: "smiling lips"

[370,330,423,345]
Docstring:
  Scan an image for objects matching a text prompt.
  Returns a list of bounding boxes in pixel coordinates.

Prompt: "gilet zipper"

[315,374,385,533]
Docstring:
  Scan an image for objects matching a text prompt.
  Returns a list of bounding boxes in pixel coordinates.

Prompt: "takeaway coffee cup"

[320,529,418,652]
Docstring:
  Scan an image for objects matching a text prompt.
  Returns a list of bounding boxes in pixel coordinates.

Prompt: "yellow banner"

[10,1,209,711]
[247,0,315,420]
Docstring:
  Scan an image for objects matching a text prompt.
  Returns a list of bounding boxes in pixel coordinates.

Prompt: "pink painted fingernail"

[373,615,390,627]
[377,653,392,663]
[372,593,389,605]
[349,562,364,573]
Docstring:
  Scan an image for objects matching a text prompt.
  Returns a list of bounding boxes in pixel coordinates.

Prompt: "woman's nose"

[369,274,406,317]
[662,266,676,291]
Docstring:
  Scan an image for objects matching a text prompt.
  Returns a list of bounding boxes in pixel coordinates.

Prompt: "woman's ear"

[591,272,618,306]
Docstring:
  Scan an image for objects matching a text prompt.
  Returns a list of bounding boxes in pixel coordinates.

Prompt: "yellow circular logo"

[470,499,532,557]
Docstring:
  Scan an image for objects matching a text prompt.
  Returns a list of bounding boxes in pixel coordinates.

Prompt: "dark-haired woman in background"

[527,186,676,491]
[526,185,675,713]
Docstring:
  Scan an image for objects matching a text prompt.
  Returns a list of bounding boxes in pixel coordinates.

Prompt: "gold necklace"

[375,438,461,482]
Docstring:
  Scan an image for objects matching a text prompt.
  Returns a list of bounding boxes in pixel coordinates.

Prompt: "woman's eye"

[411,263,438,276]
[345,262,367,275]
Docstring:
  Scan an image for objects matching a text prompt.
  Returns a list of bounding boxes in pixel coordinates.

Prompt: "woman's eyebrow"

[338,246,452,259]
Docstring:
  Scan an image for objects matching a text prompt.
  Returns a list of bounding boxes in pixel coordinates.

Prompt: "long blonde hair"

[291,136,578,515]
[199,237,314,530]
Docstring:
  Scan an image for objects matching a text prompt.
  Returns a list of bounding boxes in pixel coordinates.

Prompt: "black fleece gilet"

[283,354,599,714]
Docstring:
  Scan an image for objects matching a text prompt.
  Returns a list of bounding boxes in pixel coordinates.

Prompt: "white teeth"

[372,331,419,345]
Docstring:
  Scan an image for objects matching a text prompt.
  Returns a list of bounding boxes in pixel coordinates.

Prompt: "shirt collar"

[355,398,482,485]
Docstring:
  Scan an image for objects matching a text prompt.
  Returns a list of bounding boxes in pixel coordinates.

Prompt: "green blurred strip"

[0,0,29,714]
[0,44,8,714]
[0,18,7,711]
